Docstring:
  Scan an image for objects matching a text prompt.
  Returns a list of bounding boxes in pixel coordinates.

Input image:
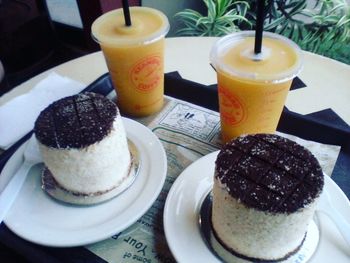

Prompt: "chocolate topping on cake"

[215,134,324,213]
[34,92,117,149]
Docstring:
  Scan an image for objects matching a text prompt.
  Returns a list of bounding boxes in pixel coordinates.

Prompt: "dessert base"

[41,140,140,205]
[199,193,319,263]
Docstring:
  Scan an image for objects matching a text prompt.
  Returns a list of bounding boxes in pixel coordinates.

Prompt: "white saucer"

[2,118,167,247]
[164,151,350,263]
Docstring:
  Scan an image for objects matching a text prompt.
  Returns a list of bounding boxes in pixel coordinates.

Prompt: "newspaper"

[86,97,340,263]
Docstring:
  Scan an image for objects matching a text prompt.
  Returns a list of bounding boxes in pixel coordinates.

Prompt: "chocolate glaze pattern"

[34,92,117,149]
[215,134,324,213]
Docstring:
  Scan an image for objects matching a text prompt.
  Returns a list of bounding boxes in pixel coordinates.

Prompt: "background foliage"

[175,0,350,64]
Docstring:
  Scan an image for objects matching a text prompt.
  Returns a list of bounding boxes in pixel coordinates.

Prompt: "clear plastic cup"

[210,31,303,142]
[92,7,170,117]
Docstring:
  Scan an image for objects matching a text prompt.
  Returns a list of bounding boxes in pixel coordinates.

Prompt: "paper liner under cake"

[41,140,140,205]
[199,193,319,263]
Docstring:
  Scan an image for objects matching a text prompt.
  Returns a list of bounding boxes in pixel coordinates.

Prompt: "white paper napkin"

[0,73,85,149]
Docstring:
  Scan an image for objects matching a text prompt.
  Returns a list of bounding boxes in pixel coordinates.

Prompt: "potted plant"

[175,0,350,64]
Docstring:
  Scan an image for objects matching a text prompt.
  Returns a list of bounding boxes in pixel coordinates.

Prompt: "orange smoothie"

[92,7,169,117]
[211,31,302,142]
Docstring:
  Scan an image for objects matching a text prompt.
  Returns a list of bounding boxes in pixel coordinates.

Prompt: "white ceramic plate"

[2,118,167,247]
[164,151,350,263]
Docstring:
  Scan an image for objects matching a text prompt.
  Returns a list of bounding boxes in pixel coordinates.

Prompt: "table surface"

[0,36,350,263]
[1,37,350,126]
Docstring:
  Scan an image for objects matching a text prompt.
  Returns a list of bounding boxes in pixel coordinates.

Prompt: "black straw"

[122,0,132,26]
[254,0,265,54]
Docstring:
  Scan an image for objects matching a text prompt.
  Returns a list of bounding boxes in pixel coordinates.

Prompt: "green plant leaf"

[197,16,214,25]
[204,0,217,20]
[175,9,203,18]
[216,0,232,17]
[176,27,198,36]
[289,0,307,15]
[336,16,350,27]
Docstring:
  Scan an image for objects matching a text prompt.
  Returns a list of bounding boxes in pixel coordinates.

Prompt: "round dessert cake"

[34,92,131,198]
[211,134,324,262]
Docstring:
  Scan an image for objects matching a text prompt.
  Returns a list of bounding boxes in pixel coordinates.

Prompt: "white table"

[0,36,349,263]
[1,37,350,125]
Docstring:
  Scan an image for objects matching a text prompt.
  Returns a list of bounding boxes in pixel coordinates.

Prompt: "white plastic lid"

[210,31,303,83]
[91,7,170,46]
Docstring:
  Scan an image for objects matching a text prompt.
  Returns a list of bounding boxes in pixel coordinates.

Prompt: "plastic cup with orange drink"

[91,7,169,117]
[210,31,303,143]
